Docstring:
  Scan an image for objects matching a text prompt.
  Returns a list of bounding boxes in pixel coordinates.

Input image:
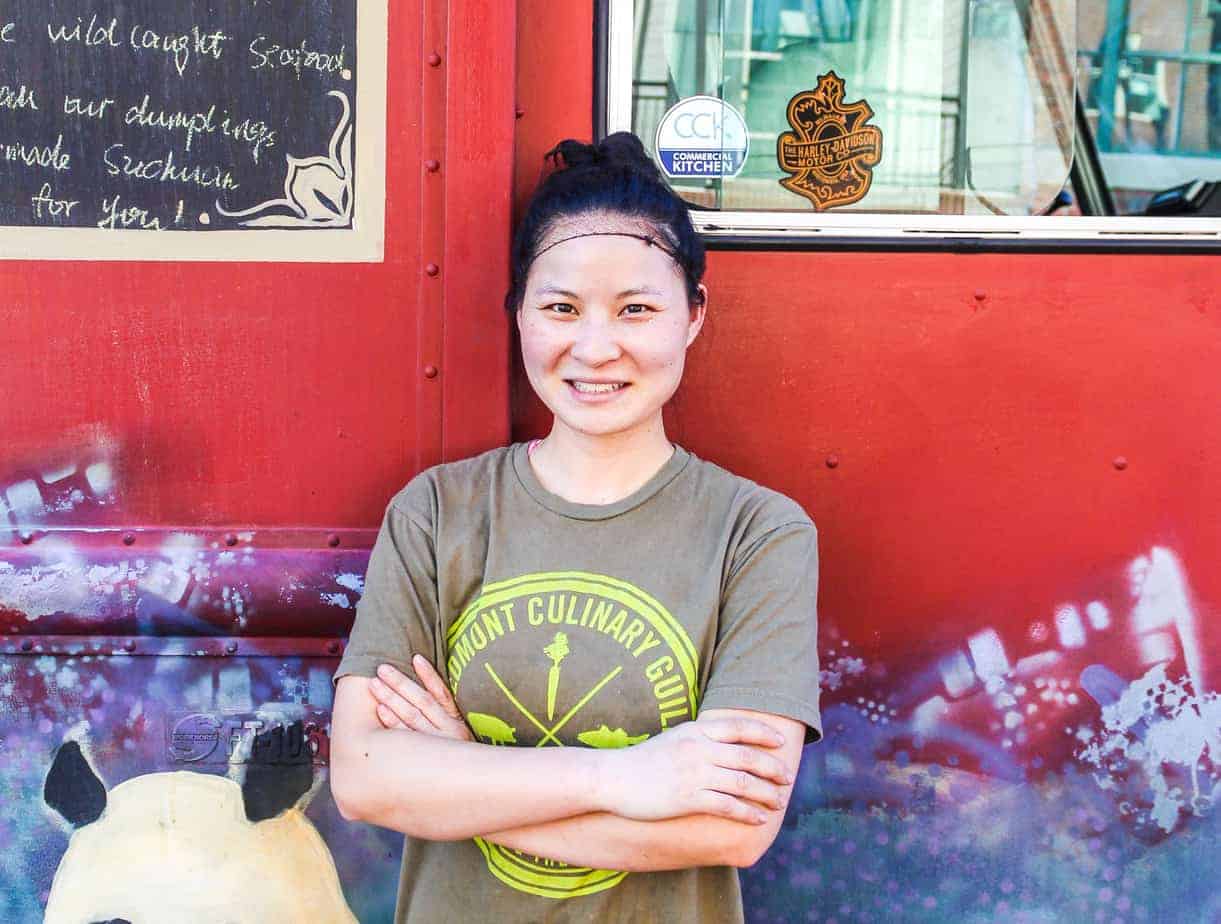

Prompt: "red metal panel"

[0,0,512,529]
[441,0,515,460]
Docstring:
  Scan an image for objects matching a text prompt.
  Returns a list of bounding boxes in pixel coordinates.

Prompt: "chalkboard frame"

[0,0,387,263]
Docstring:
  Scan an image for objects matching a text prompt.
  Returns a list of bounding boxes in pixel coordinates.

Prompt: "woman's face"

[517,215,705,442]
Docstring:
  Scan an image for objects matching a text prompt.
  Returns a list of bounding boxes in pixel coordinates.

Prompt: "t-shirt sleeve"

[698,519,822,743]
[331,496,440,689]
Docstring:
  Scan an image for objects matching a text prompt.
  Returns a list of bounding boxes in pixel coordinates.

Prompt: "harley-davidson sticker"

[777,72,883,210]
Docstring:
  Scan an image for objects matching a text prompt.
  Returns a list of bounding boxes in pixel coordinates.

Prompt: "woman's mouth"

[566,379,629,400]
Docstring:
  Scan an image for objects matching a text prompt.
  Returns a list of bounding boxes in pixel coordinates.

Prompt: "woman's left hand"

[369,654,474,742]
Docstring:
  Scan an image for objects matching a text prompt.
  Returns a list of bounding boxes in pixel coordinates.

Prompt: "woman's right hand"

[598,717,792,825]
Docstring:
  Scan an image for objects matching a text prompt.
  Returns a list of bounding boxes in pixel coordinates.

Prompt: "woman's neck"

[529,419,675,506]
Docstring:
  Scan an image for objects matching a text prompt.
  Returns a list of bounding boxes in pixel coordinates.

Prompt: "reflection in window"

[1077,0,1221,213]
[629,0,1077,215]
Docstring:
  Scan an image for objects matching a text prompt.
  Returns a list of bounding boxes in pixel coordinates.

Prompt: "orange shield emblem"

[777,71,883,211]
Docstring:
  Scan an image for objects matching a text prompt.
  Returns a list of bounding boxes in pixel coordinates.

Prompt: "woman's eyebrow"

[534,284,665,299]
[535,285,581,299]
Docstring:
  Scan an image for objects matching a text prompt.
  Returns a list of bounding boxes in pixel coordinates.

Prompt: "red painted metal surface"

[0,0,513,530]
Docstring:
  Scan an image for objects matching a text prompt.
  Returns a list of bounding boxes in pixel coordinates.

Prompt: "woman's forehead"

[528,215,684,293]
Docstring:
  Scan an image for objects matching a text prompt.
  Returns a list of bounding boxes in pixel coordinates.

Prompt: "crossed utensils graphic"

[483,662,623,747]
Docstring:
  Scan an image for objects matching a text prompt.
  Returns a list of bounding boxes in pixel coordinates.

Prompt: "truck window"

[603,0,1221,239]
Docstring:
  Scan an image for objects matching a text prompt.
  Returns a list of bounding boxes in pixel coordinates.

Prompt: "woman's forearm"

[333,723,609,839]
[331,678,610,839]
[484,811,764,871]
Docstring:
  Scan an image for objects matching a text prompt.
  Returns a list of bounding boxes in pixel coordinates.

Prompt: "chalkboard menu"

[0,0,387,260]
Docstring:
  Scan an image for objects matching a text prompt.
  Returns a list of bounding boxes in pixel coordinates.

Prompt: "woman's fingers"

[710,767,785,811]
[412,654,463,719]
[695,790,769,825]
[376,663,452,730]
[697,716,785,749]
[370,678,430,730]
[717,742,792,786]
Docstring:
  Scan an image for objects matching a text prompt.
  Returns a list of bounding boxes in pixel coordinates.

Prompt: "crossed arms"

[329,657,806,871]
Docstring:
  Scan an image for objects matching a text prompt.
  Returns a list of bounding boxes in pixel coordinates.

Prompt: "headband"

[527,231,681,269]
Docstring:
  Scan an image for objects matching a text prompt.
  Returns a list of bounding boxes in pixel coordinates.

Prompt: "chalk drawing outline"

[216,90,353,228]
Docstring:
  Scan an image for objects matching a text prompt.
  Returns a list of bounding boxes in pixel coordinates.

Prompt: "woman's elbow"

[329,749,371,822]
[724,825,780,869]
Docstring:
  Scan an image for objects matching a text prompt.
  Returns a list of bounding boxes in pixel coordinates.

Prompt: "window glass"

[628,0,1078,215]
[1077,0,1221,214]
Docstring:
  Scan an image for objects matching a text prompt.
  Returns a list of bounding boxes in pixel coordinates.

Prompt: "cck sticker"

[655,96,749,180]
[777,71,883,210]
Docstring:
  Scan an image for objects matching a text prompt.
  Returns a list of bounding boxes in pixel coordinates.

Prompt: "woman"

[330,133,821,923]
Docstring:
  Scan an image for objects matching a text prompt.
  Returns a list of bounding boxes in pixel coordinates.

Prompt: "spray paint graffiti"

[42,723,357,923]
[0,440,397,921]
[742,546,1219,923]
[1,438,1216,921]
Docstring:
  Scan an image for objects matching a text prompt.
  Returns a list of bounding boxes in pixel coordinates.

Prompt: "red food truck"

[0,0,1217,920]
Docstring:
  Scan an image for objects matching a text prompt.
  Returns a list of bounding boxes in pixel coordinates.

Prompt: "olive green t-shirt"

[333,443,821,924]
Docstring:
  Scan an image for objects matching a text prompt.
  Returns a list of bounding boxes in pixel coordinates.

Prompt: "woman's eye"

[543,303,576,315]
[621,304,652,316]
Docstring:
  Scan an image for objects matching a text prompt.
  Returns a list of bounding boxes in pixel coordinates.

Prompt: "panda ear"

[242,720,314,822]
[44,740,107,827]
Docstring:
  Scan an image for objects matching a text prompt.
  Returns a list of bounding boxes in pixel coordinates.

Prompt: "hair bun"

[546,133,662,180]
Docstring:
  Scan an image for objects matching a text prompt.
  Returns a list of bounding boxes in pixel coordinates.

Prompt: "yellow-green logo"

[445,572,699,899]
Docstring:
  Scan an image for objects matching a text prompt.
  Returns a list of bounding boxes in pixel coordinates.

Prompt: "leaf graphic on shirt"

[576,725,650,749]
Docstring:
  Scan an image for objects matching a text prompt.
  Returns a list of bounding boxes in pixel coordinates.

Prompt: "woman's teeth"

[571,381,626,394]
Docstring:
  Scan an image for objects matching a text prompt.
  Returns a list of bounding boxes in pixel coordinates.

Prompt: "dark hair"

[505,132,706,312]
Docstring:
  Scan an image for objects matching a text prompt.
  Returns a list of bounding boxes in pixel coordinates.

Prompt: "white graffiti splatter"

[335,572,364,595]
[1077,663,1221,832]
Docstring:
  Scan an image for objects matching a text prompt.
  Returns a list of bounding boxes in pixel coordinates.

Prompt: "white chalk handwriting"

[64,95,116,120]
[122,95,277,162]
[31,183,80,221]
[248,36,345,78]
[128,24,230,77]
[47,15,121,48]
[2,22,16,43]
[97,194,164,230]
[0,83,38,110]
[103,143,239,191]
[1,134,71,172]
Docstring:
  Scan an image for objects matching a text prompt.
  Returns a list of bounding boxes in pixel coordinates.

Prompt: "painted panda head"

[42,722,357,924]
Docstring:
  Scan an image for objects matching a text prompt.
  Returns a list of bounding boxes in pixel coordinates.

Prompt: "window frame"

[598,0,1221,248]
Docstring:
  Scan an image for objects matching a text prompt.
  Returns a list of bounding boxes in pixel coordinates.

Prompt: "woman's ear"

[686,285,708,347]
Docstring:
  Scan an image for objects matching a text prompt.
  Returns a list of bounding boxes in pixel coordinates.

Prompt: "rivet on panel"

[515,108,526,119]
[225,641,239,654]
[326,641,341,655]
[425,263,440,277]
[425,159,440,173]
[424,365,439,379]
[427,51,442,67]
[327,533,341,548]
[20,640,32,653]
[123,639,136,653]
[18,531,33,545]
[1113,456,1128,471]
[224,533,238,547]
[974,290,987,302]
[122,532,136,546]
[825,455,840,469]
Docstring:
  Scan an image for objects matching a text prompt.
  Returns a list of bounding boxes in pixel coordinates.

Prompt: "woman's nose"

[569,319,623,365]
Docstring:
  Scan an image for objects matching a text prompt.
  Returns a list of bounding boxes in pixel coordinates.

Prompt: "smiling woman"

[329,133,822,924]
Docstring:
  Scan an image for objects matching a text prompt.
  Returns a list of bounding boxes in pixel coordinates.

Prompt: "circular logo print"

[445,572,700,899]
[655,95,750,180]
[168,713,220,762]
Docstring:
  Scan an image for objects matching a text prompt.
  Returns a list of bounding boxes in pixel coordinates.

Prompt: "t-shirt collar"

[511,441,691,521]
